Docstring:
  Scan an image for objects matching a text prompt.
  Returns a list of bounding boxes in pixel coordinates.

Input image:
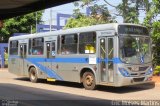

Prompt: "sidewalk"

[0,68,18,79]
[152,76,160,85]
[0,68,8,71]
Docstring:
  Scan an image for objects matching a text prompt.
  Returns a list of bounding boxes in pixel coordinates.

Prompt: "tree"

[64,0,115,29]
[65,0,151,28]
[152,22,160,65]
[146,0,160,65]
[0,11,43,43]
[143,0,160,28]
[116,0,151,23]
[104,0,151,23]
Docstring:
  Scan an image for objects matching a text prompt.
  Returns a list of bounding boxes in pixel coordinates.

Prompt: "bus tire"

[82,71,96,90]
[29,67,38,83]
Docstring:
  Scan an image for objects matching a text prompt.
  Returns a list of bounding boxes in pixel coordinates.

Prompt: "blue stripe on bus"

[114,58,122,64]
[26,58,63,80]
[97,58,122,64]
[9,57,122,64]
[21,58,88,63]
[45,58,89,63]
[27,58,122,64]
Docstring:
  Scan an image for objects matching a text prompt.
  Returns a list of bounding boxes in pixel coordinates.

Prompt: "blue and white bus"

[8,23,153,90]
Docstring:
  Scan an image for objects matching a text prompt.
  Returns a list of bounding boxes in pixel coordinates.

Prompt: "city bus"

[8,23,153,90]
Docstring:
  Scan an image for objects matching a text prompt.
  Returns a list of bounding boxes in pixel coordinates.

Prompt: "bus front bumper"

[115,75,154,87]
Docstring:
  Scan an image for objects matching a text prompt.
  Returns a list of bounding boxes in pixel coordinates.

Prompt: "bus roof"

[9,23,145,41]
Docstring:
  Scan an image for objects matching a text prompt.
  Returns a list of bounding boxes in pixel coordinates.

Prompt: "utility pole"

[31,25,32,34]
[122,0,128,23]
[36,12,37,33]
[50,8,52,32]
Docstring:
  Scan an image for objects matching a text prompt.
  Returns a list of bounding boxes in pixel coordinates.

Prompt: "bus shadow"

[15,78,155,93]
[14,77,84,89]
[96,82,155,93]
[14,77,30,81]
[49,81,84,89]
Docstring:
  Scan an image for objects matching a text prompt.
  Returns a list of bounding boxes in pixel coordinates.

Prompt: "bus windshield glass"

[119,35,152,64]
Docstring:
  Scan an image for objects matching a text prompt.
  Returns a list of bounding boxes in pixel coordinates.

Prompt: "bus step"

[47,78,56,82]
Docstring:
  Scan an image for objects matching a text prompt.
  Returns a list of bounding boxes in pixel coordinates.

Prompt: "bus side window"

[31,37,44,55]
[61,34,78,55]
[79,32,96,54]
[28,39,32,55]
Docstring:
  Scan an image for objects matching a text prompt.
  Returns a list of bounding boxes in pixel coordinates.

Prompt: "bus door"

[45,41,56,71]
[99,37,114,83]
[19,44,27,75]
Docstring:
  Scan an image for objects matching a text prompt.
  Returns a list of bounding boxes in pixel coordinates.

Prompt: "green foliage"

[143,0,160,28]
[4,52,8,65]
[117,0,133,23]
[117,4,139,23]
[66,0,153,28]
[152,22,160,40]
[116,0,151,23]
[142,0,160,66]
[64,16,96,28]
[151,22,160,65]
[143,6,157,28]
[154,66,160,75]
[64,0,115,29]
[0,11,43,43]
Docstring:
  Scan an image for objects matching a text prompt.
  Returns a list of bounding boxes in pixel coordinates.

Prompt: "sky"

[41,0,122,26]
[41,0,147,26]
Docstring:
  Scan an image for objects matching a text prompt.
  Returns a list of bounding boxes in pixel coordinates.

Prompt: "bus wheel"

[82,72,96,90]
[29,67,38,83]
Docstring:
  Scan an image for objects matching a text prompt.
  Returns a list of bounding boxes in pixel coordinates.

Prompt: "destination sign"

[118,25,149,35]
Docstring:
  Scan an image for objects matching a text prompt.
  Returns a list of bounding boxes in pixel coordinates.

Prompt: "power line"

[104,0,117,8]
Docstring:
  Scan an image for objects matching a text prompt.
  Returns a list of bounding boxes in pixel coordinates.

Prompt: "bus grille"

[139,66,149,71]
[128,66,149,72]
[133,77,145,82]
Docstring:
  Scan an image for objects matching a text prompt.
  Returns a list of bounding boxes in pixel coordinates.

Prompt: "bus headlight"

[119,68,130,77]
[146,67,153,75]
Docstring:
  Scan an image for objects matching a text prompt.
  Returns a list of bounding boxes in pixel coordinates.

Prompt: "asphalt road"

[0,69,160,106]
[0,83,112,106]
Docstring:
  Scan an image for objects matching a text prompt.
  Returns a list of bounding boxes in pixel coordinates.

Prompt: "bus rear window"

[9,40,18,55]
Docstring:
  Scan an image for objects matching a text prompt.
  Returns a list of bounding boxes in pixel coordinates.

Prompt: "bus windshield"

[119,35,152,64]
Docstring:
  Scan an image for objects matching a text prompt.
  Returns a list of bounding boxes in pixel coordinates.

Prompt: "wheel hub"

[31,71,35,80]
[85,75,93,86]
